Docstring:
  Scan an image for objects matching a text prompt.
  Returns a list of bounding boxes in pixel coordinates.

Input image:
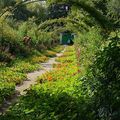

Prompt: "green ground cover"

[0,46,90,120]
[0,45,64,107]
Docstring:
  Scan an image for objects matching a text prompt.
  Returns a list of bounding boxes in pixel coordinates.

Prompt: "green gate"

[60,32,74,45]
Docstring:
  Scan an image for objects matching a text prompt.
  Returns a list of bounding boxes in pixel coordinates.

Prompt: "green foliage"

[28,55,49,64]
[0,0,15,10]
[17,19,59,51]
[0,19,29,57]
[75,27,120,119]
[0,69,27,84]
[0,45,63,107]
[92,0,120,27]
[48,3,70,19]
[74,27,103,75]
[50,45,64,53]
[43,50,57,57]
[12,4,32,21]
[26,2,47,23]
[0,51,14,63]
[0,82,15,107]
[48,0,114,29]
[87,40,120,119]
[74,25,120,119]
[10,61,40,73]
[0,16,60,63]
[0,46,93,120]
[0,0,120,119]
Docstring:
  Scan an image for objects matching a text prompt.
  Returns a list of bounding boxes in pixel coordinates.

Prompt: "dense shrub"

[29,56,49,63]
[18,20,59,52]
[87,39,120,120]
[74,27,103,75]
[43,50,57,57]
[0,18,60,62]
[75,27,120,119]
[0,51,14,63]
[0,19,29,57]
[0,82,15,106]
[0,69,27,84]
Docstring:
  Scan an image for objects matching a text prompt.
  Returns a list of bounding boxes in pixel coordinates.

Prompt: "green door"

[60,33,73,44]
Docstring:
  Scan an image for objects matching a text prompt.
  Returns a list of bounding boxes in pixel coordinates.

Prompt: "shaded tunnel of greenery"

[0,0,120,120]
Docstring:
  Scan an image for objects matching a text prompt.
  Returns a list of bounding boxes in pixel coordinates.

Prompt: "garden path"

[16,50,65,95]
[0,47,66,114]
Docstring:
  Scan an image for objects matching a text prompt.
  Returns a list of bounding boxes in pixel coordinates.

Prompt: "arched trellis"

[47,0,114,30]
[0,0,47,42]
[0,0,89,42]
[1,0,113,29]
[0,0,115,35]
[0,0,46,18]
[38,17,89,33]
[1,0,114,30]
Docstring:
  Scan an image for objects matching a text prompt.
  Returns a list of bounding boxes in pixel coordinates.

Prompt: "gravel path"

[0,47,66,114]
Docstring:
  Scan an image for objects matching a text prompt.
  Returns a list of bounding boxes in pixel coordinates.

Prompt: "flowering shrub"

[51,45,64,53]
[43,50,57,57]
[0,70,27,84]
[10,61,40,73]
[37,46,78,83]
[30,56,49,63]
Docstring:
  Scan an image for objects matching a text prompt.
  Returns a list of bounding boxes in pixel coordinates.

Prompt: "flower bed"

[0,45,64,106]
[1,46,88,120]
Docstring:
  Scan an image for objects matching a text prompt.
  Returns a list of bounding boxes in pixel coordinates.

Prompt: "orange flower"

[47,75,53,81]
